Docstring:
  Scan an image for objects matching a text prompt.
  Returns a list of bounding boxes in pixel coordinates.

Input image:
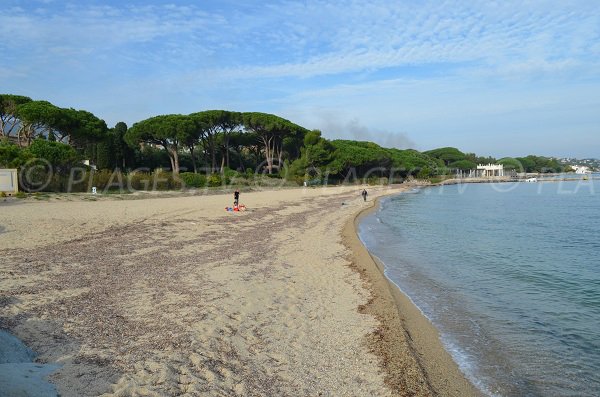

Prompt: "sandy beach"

[0,185,479,396]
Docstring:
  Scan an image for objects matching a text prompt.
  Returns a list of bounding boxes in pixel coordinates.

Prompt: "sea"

[358,177,600,396]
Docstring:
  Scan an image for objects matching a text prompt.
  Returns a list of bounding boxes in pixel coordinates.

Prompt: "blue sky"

[1,0,599,158]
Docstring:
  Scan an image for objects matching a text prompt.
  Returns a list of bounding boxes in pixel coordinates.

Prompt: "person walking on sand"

[361,189,368,202]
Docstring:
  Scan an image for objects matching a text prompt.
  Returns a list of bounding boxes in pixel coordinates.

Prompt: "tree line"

[1,93,569,192]
[421,146,564,174]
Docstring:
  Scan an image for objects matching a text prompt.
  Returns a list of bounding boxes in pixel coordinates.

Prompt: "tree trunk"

[7,117,18,137]
[270,138,279,172]
[261,135,273,174]
[210,140,217,172]
[0,115,18,138]
[277,140,283,170]
[238,152,245,172]
[225,136,230,169]
[172,149,180,174]
[164,143,180,174]
[190,145,197,173]
[203,146,210,170]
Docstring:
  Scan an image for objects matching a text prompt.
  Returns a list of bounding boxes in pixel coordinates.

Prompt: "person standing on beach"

[361,189,368,202]
[234,189,240,207]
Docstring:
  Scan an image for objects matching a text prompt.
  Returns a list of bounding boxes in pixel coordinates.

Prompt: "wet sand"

[0,185,479,396]
[344,195,482,396]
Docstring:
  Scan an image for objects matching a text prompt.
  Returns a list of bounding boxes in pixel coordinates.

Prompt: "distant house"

[469,163,504,177]
[573,165,592,174]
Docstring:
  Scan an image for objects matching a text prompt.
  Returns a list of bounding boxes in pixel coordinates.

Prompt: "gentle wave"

[359,180,600,396]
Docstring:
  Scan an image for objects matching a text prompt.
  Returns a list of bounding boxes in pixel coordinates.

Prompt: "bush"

[27,139,79,170]
[428,176,445,184]
[279,160,292,180]
[128,172,154,191]
[19,161,53,192]
[66,169,91,192]
[222,167,241,179]
[152,170,172,190]
[179,172,206,188]
[147,170,183,190]
[0,140,32,168]
[293,176,306,186]
[416,167,434,179]
[366,176,388,185]
[169,174,182,190]
[92,169,121,190]
[252,175,294,188]
[207,173,224,187]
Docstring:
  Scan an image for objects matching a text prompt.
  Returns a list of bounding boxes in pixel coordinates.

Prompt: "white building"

[0,169,19,194]
[573,165,592,174]
[476,163,504,177]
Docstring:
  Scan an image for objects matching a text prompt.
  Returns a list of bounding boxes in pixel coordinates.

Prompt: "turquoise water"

[359,179,600,396]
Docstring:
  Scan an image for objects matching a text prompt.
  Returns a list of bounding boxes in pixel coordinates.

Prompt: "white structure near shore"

[477,164,504,177]
[463,164,505,178]
[573,165,592,174]
[0,169,19,195]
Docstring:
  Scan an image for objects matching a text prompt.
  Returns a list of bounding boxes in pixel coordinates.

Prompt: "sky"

[1,0,599,158]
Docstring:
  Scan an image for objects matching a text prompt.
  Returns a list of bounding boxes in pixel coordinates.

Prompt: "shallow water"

[359,179,600,396]
[0,330,59,397]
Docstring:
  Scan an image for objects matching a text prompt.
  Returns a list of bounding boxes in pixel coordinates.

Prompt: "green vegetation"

[0,93,572,192]
[125,114,195,174]
[496,155,563,173]
[424,147,466,166]
[179,172,206,188]
[516,155,563,173]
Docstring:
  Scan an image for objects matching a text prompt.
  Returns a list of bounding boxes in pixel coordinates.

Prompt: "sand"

[0,185,480,396]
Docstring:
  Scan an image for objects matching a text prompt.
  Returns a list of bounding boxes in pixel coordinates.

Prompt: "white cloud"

[2,0,599,157]
[177,0,599,82]
[1,0,598,83]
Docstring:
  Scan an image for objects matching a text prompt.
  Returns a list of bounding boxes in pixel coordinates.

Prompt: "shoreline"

[2,185,480,396]
[343,187,482,396]
[1,185,418,396]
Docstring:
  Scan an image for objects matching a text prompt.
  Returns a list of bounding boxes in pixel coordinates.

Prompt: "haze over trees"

[0,93,571,192]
